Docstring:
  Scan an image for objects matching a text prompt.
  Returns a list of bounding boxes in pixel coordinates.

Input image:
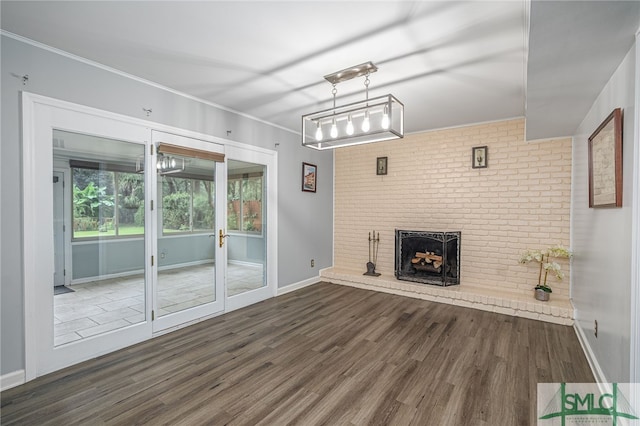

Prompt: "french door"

[150,131,225,332]
[23,93,276,380]
[225,145,278,312]
[26,97,154,377]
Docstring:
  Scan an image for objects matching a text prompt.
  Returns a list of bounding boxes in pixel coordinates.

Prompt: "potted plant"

[519,245,572,301]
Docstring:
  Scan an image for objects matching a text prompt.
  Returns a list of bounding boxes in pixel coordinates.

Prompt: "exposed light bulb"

[315,122,323,141]
[330,119,338,139]
[346,115,354,135]
[381,105,390,129]
[156,161,161,170]
[162,158,168,169]
[170,158,177,168]
[362,111,370,132]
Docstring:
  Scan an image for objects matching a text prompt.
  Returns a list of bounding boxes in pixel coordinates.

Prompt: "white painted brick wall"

[334,119,572,301]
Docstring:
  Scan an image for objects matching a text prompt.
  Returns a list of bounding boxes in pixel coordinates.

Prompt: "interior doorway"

[52,171,66,288]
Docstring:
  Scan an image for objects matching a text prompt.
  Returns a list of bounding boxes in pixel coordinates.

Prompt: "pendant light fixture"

[155,154,185,175]
[302,61,404,150]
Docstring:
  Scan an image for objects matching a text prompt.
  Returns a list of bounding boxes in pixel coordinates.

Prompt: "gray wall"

[73,239,146,279]
[571,43,637,382]
[227,235,265,265]
[1,35,334,376]
[72,234,222,280]
[157,235,215,268]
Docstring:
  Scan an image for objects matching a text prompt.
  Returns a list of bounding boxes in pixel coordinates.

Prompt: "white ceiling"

[527,0,640,140]
[2,1,639,141]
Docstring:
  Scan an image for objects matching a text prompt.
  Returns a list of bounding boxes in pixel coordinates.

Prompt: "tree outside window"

[161,176,214,234]
[73,167,215,238]
[72,168,145,239]
[227,173,262,234]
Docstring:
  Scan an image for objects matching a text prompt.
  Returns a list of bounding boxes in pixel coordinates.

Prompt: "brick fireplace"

[326,119,573,324]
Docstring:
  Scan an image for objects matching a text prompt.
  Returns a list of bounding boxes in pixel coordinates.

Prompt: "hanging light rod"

[324,61,378,85]
[302,61,404,150]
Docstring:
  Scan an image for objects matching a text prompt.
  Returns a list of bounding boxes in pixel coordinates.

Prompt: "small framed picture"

[376,157,388,175]
[302,162,317,193]
[472,146,488,169]
[589,108,622,208]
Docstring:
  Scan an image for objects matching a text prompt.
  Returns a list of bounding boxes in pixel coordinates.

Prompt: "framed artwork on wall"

[376,157,388,175]
[472,146,488,168]
[588,108,622,208]
[302,162,317,193]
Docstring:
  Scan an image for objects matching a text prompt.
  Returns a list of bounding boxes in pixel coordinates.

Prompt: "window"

[72,166,144,240]
[160,175,214,234]
[227,173,263,234]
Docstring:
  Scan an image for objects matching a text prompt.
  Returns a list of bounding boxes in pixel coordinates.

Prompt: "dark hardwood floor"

[1,283,593,425]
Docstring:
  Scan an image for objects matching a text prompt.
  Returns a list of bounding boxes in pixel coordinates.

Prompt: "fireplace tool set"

[364,230,381,276]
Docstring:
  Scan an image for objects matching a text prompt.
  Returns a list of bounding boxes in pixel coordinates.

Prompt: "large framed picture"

[588,108,622,208]
[302,162,317,193]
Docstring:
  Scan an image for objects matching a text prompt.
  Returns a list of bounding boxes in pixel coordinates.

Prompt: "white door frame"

[22,93,153,379]
[225,144,278,312]
[22,92,279,381]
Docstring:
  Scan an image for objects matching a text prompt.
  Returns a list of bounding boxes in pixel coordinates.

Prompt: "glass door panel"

[227,160,267,297]
[157,156,217,316]
[151,130,225,332]
[52,129,146,347]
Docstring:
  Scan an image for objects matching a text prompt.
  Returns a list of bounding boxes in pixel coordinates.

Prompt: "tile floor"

[53,262,264,346]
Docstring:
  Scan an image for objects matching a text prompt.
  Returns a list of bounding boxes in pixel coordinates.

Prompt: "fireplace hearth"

[395,230,460,286]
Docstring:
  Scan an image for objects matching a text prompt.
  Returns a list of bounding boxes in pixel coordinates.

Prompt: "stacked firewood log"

[411,252,443,272]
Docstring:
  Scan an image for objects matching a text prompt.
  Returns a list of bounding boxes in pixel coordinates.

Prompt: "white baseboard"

[158,259,213,271]
[277,275,321,296]
[1,369,25,391]
[71,268,144,284]
[228,260,262,268]
[573,322,608,383]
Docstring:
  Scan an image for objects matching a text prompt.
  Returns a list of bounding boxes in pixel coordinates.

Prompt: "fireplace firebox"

[395,230,460,286]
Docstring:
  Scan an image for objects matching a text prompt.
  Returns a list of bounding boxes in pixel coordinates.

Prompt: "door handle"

[218,229,229,247]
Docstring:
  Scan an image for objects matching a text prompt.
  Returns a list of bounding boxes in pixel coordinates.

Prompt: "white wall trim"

[0,30,298,136]
[19,92,278,155]
[525,134,574,145]
[22,92,39,381]
[277,275,322,296]
[403,116,526,138]
[0,370,25,392]
[1,31,525,141]
[574,322,608,383]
